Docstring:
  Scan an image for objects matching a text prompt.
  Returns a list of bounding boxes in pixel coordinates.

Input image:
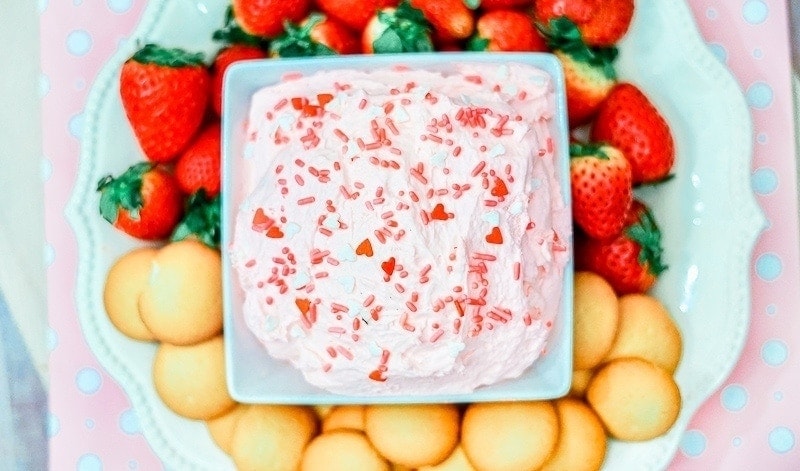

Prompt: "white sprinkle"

[487,144,506,158]
[430,151,448,167]
[289,324,306,338]
[449,342,465,358]
[481,211,500,226]
[495,64,509,80]
[368,105,384,118]
[323,213,340,230]
[277,112,295,131]
[284,222,301,239]
[338,244,357,262]
[292,272,311,289]
[368,341,382,357]
[508,200,524,215]
[338,275,356,293]
[502,84,518,96]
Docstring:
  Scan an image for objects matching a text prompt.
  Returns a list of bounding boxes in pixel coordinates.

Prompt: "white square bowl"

[221,52,573,404]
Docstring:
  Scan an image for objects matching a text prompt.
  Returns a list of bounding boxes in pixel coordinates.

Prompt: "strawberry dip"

[229,63,571,396]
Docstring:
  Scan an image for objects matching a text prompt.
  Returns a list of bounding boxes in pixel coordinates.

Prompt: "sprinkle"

[395,283,405,293]
[328,327,346,335]
[410,168,428,184]
[331,303,349,313]
[381,257,396,276]
[369,370,387,382]
[473,252,497,261]
[471,161,486,177]
[405,301,417,312]
[430,329,444,343]
[514,262,521,280]
[359,98,367,109]
[337,346,354,360]
[363,294,375,307]
[333,128,349,142]
[452,146,462,157]
[298,196,316,205]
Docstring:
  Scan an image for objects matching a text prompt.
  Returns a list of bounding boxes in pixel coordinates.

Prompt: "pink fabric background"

[42,1,799,469]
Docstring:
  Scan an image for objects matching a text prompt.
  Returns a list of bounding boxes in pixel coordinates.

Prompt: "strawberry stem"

[627,206,668,276]
[96,162,151,223]
[569,142,609,159]
[212,5,269,49]
[539,17,618,79]
[270,14,337,57]
[170,191,221,249]
[131,43,206,67]
[372,0,434,53]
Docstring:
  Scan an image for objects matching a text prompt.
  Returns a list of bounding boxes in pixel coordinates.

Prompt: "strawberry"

[476,0,530,10]
[569,142,633,239]
[542,18,617,126]
[231,0,311,38]
[575,199,667,295]
[591,82,676,184]
[270,13,360,57]
[410,0,474,41]
[362,1,434,53]
[315,0,398,33]
[174,123,222,198]
[97,162,184,240]
[119,44,210,163]
[210,45,267,116]
[533,0,635,47]
[171,192,222,249]
[212,5,271,48]
[467,10,547,52]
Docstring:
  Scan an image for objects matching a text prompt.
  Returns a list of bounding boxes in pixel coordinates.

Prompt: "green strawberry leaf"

[634,173,676,188]
[270,16,337,57]
[131,43,206,67]
[541,17,618,79]
[569,142,609,159]
[373,0,433,53]
[463,0,481,9]
[626,207,668,276]
[212,5,269,49]
[170,191,221,249]
[466,36,489,51]
[96,162,151,223]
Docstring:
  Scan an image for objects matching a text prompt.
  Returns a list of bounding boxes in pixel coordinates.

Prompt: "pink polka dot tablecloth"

[41,1,799,469]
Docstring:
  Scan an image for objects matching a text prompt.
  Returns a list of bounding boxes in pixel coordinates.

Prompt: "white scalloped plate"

[66,0,766,469]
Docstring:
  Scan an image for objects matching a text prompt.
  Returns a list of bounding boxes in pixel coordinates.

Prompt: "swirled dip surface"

[230,63,571,395]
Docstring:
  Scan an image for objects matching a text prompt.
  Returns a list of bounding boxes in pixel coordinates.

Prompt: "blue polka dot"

[41,157,53,182]
[69,112,84,139]
[756,253,782,281]
[769,427,795,453]
[746,82,774,109]
[44,243,55,267]
[681,429,707,457]
[77,453,103,471]
[733,436,742,447]
[721,384,748,411]
[107,0,133,13]
[742,0,769,24]
[119,409,142,435]
[707,43,727,63]
[46,326,58,351]
[66,30,93,56]
[38,0,48,13]
[761,339,788,366]
[706,8,718,20]
[73,0,82,5]
[47,412,60,438]
[757,132,768,144]
[775,391,784,401]
[76,367,102,394]
[752,167,778,194]
[766,304,777,316]
[39,74,50,97]
[753,48,763,59]
[85,418,95,429]
[128,461,139,470]
[75,79,85,91]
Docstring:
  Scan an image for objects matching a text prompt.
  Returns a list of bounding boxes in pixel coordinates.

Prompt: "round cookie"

[419,445,476,471]
[138,239,222,345]
[604,294,683,373]
[152,335,235,420]
[586,357,681,441]
[103,247,157,341]
[206,403,249,455]
[539,398,606,471]
[364,404,460,468]
[461,401,558,471]
[231,404,318,471]
[322,405,366,433]
[301,430,389,471]
[573,271,619,370]
[569,369,594,398]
